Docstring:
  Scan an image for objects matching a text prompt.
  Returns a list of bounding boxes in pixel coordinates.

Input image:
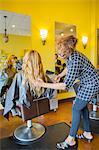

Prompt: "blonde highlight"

[22,50,45,98]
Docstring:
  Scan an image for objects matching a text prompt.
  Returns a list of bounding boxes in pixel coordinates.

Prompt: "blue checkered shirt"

[64,50,99,102]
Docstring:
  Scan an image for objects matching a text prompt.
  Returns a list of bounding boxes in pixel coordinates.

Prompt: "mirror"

[0,10,32,70]
[55,22,76,92]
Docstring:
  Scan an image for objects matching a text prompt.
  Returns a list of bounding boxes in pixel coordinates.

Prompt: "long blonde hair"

[22,50,45,98]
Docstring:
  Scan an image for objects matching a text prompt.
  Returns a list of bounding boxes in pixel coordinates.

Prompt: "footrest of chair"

[13,122,46,145]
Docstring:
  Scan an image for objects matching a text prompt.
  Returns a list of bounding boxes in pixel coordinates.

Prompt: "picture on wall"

[0,10,32,58]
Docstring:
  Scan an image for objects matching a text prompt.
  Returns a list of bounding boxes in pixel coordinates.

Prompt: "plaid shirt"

[64,50,99,102]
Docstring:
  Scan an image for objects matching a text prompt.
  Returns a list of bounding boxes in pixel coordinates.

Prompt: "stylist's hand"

[29,76,42,87]
[35,78,44,87]
[37,78,44,83]
[54,74,61,83]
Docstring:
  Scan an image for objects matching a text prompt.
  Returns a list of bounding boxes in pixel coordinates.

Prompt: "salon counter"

[56,91,76,100]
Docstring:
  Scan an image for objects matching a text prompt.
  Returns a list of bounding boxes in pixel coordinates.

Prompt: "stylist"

[33,35,99,149]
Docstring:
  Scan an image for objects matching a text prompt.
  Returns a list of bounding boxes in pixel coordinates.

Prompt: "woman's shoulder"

[71,50,84,60]
[72,50,80,57]
[73,50,87,58]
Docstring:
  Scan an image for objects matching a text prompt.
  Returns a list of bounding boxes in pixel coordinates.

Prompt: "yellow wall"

[0,0,97,70]
[96,0,99,68]
[0,0,98,99]
[96,0,99,28]
[0,34,32,57]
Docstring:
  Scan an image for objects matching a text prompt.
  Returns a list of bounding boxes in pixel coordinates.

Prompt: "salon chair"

[89,69,99,120]
[89,94,99,120]
[13,97,50,145]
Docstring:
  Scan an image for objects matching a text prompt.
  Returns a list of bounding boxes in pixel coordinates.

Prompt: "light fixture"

[82,36,88,49]
[70,28,73,32]
[12,24,15,28]
[3,16,9,43]
[60,32,64,37]
[40,29,48,45]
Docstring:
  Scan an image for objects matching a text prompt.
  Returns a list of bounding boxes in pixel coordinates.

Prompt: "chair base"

[89,111,99,120]
[13,123,46,145]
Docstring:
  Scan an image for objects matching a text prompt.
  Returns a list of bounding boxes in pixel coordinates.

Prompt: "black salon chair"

[13,97,50,145]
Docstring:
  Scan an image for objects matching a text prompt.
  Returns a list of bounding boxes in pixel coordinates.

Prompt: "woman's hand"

[54,74,61,83]
[29,76,42,87]
[34,78,44,87]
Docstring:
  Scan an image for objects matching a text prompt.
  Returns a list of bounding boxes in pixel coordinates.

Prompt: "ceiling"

[0,10,31,36]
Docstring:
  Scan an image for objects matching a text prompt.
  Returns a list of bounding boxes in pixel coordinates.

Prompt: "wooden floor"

[0,101,99,150]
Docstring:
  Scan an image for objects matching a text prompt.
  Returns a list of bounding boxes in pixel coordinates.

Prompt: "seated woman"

[0,55,17,106]
[4,50,56,117]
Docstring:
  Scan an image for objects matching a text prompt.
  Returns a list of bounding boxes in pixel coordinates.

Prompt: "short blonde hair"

[6,55,17,68]
[56,35,77,50]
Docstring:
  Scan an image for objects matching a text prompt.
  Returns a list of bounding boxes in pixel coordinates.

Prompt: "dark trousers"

[69,98,91,138]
